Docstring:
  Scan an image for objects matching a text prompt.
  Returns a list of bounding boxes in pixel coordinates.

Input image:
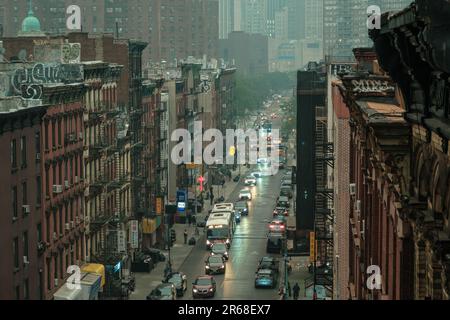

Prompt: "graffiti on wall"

[351,79,395,94]
[61,43,81,64]
[0,63,84,99]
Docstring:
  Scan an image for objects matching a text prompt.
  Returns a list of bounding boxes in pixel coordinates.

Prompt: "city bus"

[205,209,236,249]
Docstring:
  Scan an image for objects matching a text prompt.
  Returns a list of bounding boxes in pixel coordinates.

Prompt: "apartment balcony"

[106,107,120,118]
[110,210,129,225]
[107,175,131,191]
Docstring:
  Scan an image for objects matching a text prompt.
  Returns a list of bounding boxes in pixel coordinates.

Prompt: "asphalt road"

[178,169,285,300]
[177,102,289,300]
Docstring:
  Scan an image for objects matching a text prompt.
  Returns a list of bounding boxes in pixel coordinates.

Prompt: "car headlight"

[209,288,214,292]
[193,289,198,293]
[226,239,230,244]
[206,240,211,245]
[221,265,225,269]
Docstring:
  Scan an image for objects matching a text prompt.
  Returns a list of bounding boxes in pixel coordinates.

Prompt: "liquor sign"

[117,230,126,253]
[129,220,139,249]
[156,197,163,215]
[309,232,316,263]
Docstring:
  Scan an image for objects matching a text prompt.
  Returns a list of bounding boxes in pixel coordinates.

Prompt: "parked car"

[280,186,293,199]
[244,175,257,186]
[273,206,289,217]
[142,248,166,263]
[239,188,252,200]
[254,269,277,289]
[266,232,284,254]
[131,252,154,273]
[258,256,280,273]
[211,242,229,260]
[205,255,226,275]
[277,196,290,208]
[163,272,187,297]
[146,283,176,300]
[192,276,217,299]
[235,201,249,216]
[269,219,286,234]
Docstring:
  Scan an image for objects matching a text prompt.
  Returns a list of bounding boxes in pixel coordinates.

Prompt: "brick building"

[370,0,450,299]
[40,82,86,300]
[0,98,46,300]
[337,50,412,299]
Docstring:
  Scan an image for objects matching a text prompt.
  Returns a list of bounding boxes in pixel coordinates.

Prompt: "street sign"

[309,232,315,263]
[117,230,126,253]
[129,220,139,249]
[176,189,187,212]
[197,176,205,192]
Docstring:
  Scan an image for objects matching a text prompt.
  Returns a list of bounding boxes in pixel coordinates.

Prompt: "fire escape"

[314,105,334,296]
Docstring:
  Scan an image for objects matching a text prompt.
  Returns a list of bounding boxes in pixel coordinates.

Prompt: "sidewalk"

[129,166,247,300]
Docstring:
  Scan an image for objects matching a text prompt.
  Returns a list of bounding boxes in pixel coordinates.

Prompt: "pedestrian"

[195,226,199,236]
[210,194,214,205]
[187,214,192,226]
[293,282,300,300]
[192,215,197,226]
[288,282,292,298]
[184,229,188,244]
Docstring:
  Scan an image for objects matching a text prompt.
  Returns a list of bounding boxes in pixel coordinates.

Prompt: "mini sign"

[129,220,139,249]
[156,197,163,215]
[309,231,316,263]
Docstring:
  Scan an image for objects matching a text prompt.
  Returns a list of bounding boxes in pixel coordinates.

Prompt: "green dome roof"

[21,1,41,33]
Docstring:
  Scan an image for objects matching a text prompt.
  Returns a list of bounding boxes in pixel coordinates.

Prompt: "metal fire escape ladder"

[314,107,335,296]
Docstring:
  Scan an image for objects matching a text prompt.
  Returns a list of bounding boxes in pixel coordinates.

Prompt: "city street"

[178,170,285,300]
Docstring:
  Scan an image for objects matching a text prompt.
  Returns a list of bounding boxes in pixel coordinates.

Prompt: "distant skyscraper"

[323,0,412,59]
[241,0,268,36]
[267,0,287,38]
[219,0,235,39]
[286,0,305,40]
[305,0,323,41]
[275,6,289,40]
[373,0,412,11]
[323,0,369,59]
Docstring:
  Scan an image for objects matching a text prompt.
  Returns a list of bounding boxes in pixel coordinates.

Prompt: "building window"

[36,176,41,205]
[53,165,56,186]
[35,131,40,157]
[11,139,17,168]
[37,223,42,243]
[23,231,28,260]
[52,120,56,149]
[12,186,18,220]
[47,260,51,291]
[22,181,27,207]
[59,208,63,235]
[53,210,57,236]
[58,119,62,147]
[45,122,49,150]
[13,237,19,270]
[45,168,50,197]
[20,136,27,168]
[46,215,50,243]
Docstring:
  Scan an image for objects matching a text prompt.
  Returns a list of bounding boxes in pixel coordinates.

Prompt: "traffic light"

[169,229,176,247]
